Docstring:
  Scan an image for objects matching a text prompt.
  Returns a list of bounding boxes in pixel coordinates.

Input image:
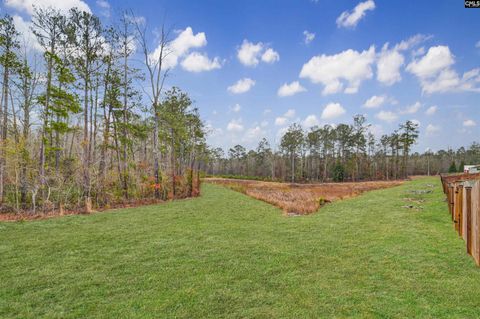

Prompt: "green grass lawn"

[1,177,480,318]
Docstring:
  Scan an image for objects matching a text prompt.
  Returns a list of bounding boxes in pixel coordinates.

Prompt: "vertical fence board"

[449,185,454,220]
[452,185,460,233]
[455,186,461,233]
[466,186,472,255]
[459,185,464,238]
[474,182,480,264]
[441,175,480,266]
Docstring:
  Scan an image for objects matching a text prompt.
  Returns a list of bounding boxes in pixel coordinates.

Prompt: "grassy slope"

[1,177,480,318]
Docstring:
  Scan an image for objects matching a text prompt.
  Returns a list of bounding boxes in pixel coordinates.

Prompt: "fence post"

[448,184,454,220]
[465,185,472,255]
[477,184,480,266]
[458,184,464,236]
[452,185,460,234]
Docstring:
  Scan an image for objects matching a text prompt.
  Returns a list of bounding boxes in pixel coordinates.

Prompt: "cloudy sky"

[4,0,480,152]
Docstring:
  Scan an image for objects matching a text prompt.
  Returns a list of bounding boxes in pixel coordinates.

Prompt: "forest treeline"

[206,116,480,183]
[0,8,207,214]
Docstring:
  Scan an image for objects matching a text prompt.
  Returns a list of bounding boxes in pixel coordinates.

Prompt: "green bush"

[448,161,457,173]
[333,163,345,182]
[458,161,465,173]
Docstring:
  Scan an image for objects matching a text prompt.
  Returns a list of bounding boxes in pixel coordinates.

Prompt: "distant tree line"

[206,115,480,182]
[0,9,207,214]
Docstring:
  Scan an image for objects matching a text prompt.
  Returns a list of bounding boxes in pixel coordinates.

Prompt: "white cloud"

[275,117,287,126]
[336,0,375,28]
[260,120,269,127]
[231,104,241,113]
[244,126,266,142]
[419,69,461,93]
[476,40,480,49]
[171,27,207,56]
[303,30,315,44]
[181,52,221,72]
[303,115,319,128]
[401,101,421,114]
[275,109,296,126]
[12,15,42,52]
[261,48,280,63]
[463,119,476,127]
[407,46,454,78]
[237,39,279,67]
[205,122,223,138]
[406,45,480,94]
[277,81,306,97]
[5,0,91,14]
[377,44,404,85]
[395,34,432,51]
[96,0,110,17]
[284,109,296,118]
[237,40,263,67]
[426,124,440,135]
[425,105,437,115]
[376,34,430,86]
[227,119,244,132]
[227,78,255,94]
[412,47,426,57]
[300,46,375,95]
[363,95,386,108]
[321,102,346,120]
[96,0,109,8]
[150,27,207,70]
[263,109,272,115]
[375,110,398,122]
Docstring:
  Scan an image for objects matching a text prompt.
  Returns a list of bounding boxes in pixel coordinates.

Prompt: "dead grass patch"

[205,178,403,215]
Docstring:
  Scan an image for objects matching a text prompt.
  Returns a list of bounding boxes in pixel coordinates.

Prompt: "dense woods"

[0,9,207,214]
[206,116,480,183]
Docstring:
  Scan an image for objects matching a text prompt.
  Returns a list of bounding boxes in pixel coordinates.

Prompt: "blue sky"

[4,0,480,152]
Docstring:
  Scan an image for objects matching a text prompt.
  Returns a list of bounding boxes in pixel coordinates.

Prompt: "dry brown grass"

[0,198,170,222]
[205,178,403,215]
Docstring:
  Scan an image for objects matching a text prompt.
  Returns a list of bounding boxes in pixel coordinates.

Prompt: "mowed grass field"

[1,177,480,318]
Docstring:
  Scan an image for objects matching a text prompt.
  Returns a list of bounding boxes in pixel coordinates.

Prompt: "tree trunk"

[171,128,176,198]
[40,41,55,205]
[83,73,91,213]
[291,152,295,183]
[0,65,8,203]
[153,106,160,199]
[120,45,128,199]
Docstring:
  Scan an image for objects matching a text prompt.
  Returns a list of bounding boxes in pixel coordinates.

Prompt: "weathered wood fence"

[440,172,480,266]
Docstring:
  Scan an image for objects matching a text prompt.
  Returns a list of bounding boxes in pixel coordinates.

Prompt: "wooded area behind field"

[0,9,206,214]
[206,117,480,183]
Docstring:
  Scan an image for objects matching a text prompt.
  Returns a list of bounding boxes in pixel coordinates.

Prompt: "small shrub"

[448,161,457,173]
[318,197,326,206]
[333,163,345,182]
[458,161,465,173]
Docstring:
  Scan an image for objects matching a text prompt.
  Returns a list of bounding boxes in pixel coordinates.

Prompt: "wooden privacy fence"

[440,173,480,266]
